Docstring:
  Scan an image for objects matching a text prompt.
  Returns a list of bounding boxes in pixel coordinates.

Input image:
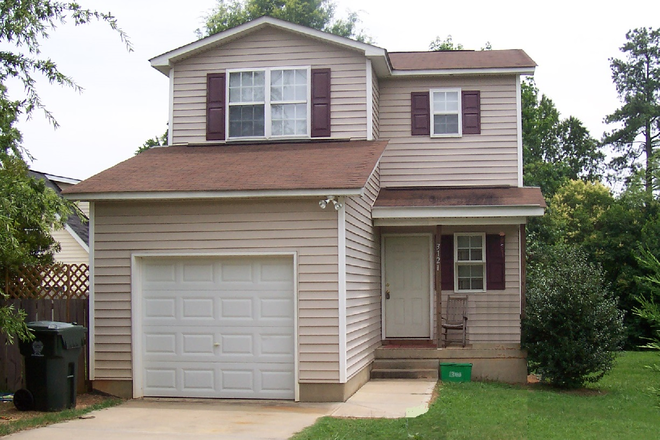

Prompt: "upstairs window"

[270,69,308,136]
[227,68,309,139]
[228,71,266,137]
[432,89,461,136]
[207,68,330,141]
[411,89,481,137]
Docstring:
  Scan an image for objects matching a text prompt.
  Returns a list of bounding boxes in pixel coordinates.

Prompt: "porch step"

[370,359,439,380]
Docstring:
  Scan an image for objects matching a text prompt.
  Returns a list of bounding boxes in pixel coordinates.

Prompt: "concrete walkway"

[6,380,437,440]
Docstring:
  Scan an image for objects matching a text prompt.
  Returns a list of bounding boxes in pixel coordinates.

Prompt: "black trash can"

[15,321,87,412]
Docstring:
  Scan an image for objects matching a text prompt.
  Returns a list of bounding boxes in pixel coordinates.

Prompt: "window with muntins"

[411,89,480,137]
[431,88,461,137]
[455,234,485,291]
[227,67,310,139]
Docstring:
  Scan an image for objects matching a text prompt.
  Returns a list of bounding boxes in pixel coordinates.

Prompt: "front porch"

[371,343,527,384]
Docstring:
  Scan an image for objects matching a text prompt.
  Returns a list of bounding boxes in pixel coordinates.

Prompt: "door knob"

[386,290,390,299]
[214,342,220,347]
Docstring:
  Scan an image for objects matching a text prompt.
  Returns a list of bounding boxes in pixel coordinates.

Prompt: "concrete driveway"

[6,380,436,440]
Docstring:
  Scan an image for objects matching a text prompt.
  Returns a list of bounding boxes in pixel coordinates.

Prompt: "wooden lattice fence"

[1,264,90,394]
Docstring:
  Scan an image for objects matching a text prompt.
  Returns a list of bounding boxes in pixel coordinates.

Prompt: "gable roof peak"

[150,16,388,76]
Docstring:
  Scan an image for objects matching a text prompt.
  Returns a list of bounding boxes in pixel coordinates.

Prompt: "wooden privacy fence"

[1,264,89,394]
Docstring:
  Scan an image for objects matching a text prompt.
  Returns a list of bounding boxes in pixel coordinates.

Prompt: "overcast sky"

[13,0,660,180]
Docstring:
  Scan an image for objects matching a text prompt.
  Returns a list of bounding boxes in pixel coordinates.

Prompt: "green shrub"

[523,245,625,388]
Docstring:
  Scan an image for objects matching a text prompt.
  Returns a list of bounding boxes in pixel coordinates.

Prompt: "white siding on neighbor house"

[171,27,368,144]
[92,199,341,383]
[77,201,90,219]
[52,228,88,265]
[378,76,520,188]
[344,167,381,380]
[440,224,521,344]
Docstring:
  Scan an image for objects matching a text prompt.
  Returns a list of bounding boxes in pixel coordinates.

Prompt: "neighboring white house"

[30,171,89,265]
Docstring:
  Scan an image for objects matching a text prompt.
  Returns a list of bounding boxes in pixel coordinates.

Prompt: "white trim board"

[65,188,364,202]
[372,205,545,220]
[64,223,89,253]
[88,202,95,380]
[337,198,347,383]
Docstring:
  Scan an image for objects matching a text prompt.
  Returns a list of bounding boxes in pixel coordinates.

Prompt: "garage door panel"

[143,362,294,399]
[141,256,295,399]
[182,298,215,318]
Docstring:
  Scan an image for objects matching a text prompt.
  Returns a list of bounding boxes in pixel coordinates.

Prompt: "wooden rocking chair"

[442,295,468,347]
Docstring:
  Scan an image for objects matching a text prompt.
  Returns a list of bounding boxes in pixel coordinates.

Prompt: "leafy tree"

[428,35,491,52]
[523,245,625,388]
[634,247,660,403]
[0,154,70,343]
[0,1,131,133]
[603,27,660,196]
[136,129,168,155]
[522,79,603,198]
[197,0,371,42]
[635,248,660,338]
[0,1,130,343]
[546,180,614,246]
[429,35,463,51]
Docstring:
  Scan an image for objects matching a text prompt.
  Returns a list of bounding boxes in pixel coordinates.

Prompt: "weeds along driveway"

[5,398,339,440]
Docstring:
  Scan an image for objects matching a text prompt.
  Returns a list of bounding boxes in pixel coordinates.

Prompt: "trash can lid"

[27,321,77,332]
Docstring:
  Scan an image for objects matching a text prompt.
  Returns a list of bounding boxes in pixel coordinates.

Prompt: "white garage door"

[140,256,295,399]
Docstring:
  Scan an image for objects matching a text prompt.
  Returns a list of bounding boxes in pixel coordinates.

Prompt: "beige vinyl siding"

[344,167,381,380]
[378,76,519,187]
[93,199,341,383]
[372,69,380,140]
[171,27,368,144]
[77,201,90,219]
[52,228,88,265]
[441,225,521,344]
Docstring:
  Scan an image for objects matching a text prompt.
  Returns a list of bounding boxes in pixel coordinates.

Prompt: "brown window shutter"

[462,90,481,134]
[441,235,454,291]
[486,234,506,290]
[411,92,430,136]
[207,73,226,141]
[311,68,331,137]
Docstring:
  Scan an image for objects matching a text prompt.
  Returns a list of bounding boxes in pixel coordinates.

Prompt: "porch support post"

[520,223,527,320]
[435,225,442,347]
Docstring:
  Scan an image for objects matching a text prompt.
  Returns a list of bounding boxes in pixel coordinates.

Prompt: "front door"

[384,235,431,338]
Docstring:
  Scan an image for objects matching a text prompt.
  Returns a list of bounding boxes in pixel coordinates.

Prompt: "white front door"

[384,235,431,338]
[139,256,295,399]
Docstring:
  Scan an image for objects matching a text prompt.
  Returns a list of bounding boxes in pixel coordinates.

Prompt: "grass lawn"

[291,351,659,440]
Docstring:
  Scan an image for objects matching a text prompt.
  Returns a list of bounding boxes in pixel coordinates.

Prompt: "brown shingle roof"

[388,49,536,71]
[374,187,546,208]
[64,141,387,197]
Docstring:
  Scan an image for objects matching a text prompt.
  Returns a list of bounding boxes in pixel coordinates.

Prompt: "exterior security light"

[319,196,342,211]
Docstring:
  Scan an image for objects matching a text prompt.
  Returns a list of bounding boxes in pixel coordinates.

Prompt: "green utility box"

[440,362,472,382]
[16,321,87,412]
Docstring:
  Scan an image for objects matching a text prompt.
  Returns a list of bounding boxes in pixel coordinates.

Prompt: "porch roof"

[372,187,546,226]
[62,140,387,201]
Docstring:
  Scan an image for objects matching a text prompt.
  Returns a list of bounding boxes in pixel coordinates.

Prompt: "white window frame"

[430,88,462,138]
[454,232,486,292]
[226,66,311,140]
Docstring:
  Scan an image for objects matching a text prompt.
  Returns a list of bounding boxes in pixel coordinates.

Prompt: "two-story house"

[63,17,545,402]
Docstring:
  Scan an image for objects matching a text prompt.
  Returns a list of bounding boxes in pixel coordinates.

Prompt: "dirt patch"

[0,393,110,424]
